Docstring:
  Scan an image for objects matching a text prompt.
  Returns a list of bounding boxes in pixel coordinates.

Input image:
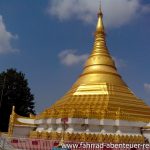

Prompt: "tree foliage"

[0,68,35,132]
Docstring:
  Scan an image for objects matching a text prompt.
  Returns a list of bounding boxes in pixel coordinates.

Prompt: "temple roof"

[37,6,150,122]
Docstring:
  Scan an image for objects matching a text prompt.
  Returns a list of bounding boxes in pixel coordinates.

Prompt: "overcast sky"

[0,0,150,113]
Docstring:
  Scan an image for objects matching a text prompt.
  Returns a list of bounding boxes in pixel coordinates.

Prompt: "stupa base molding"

[29,131,145,143]
[35,118,146,134]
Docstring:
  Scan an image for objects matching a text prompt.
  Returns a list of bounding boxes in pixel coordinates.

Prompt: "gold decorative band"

[30,131,145,143]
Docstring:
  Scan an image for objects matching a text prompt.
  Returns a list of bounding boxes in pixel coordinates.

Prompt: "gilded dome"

[37,8,150,122]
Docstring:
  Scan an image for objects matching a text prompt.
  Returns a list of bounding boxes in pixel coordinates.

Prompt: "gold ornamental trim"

[29,131,145,144]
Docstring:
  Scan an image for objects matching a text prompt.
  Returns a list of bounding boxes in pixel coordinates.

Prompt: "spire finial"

[96,0,104,32]
[98,0,103,17]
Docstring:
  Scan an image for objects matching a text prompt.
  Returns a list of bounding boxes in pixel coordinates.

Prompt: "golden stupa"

[8,5,150,145]
[37,6,150,123]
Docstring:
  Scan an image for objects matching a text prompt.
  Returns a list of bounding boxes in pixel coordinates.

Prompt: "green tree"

[0,68,35,132]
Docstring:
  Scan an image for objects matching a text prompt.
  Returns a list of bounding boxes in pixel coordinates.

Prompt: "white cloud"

[144,83,150,93]
[47,0,150,28]
[58,50,88,66]
[113,57,127,68]
[0,15,18,54]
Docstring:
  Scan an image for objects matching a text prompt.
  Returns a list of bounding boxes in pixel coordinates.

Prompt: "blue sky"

[0,0,150,113]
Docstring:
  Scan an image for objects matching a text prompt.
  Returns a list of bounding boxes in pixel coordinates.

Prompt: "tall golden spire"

[96,0,104,32]
[73,2,125,87]
[38,4,150,122]
[92,2,108,55]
